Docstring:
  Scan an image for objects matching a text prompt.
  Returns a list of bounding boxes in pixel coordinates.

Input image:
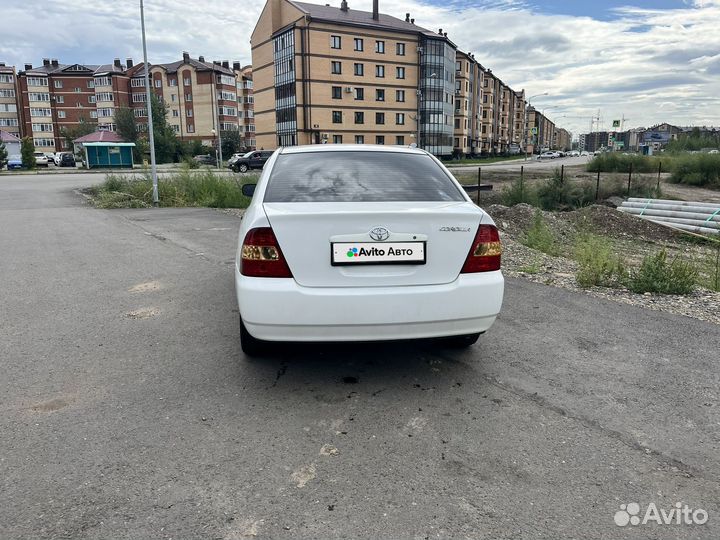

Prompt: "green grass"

[668,154,720,188]
[587,153,659,173]
[574,233,625,288]
[626,248,698,295]
[521,209,560,256]
[92,169,256,209]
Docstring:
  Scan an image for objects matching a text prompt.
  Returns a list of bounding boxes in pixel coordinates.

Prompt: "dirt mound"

[485,203,575,241]
[561,205,678,242]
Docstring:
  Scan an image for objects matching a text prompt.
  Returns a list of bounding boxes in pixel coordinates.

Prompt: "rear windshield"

[264,151,465,202]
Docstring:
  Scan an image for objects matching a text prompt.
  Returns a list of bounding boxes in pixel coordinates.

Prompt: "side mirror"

[241,183,256,197]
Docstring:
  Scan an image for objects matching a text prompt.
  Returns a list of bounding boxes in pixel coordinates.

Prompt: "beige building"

[0,63,20,139]
[252,0,457,155]
[235,64,256,149]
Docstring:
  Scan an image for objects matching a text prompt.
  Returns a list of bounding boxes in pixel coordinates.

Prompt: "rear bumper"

[235,268,504,342]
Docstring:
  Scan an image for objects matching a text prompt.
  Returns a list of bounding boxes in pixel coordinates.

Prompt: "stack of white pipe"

[618,198,720,235]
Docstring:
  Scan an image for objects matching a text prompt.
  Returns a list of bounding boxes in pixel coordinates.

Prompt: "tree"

[0,141,7,167]
[149,94,178,163]
[221,129,243,158]
[60,116,97,150]
[115,107,142,161]
[21,137,35,169]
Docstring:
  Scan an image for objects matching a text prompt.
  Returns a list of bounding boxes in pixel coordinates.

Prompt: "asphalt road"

[1,172,719,540]
[447,155,593,172]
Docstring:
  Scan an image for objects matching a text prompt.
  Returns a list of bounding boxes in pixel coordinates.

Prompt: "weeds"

[521,209,560,256]
[93,170,255,209]
[574,233,625,287]
[587,153,658,173]
[626,248,698,295]
[501,176,538,206]
[668,154,720,188]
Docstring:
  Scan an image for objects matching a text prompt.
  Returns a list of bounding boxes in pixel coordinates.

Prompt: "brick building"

[0,63,20,139]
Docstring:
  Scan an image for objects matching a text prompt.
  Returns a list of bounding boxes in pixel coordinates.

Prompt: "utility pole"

[140,0,159,206]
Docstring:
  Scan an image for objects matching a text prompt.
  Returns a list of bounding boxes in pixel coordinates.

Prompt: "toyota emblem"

[369,227,390,241]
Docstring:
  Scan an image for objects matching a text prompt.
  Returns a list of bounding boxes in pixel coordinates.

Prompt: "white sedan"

[235,145,504,356]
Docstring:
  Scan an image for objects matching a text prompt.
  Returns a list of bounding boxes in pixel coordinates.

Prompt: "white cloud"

[1,0,719,136]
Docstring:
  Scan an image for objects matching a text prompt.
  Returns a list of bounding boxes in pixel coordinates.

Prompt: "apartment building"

[527,107,555,152]
[251,0,457,155]
[0,63,20,138]
[453,51,482,155]
[554,127,571,151]
[235,65,256,149]
[9,54,255,153]
[16,58,130,152]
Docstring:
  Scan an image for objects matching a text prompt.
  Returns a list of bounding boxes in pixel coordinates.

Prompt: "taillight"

[461,224,502,273]
[240,227,293,278]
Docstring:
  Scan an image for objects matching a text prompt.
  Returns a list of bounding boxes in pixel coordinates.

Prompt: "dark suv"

[58,153,76,167]
[232,150,273,173]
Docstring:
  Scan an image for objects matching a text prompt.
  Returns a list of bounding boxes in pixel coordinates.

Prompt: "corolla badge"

[369,227,390,241]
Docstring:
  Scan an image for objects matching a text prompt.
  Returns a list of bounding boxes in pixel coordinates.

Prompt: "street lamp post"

[140,0,159,206]
[524,92,548,161]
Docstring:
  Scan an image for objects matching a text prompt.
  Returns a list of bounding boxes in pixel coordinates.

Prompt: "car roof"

[278,144,428,156]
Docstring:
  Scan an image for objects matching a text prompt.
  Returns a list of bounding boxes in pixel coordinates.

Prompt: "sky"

[1,0,719,137]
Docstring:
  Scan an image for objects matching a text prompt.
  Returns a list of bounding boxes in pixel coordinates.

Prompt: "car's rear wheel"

[239,315,267,357]
[238,163,249,173]
[441,332,481,348]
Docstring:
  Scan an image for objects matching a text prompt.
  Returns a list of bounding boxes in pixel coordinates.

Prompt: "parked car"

[234,144,504,356]
[58,153,76,167]
[193,154,217,166]
[580,151,590,156]
[7,155,23,170]
[232,150,274,173]
[537,151,559,160]
[33,152,49,167]
[708,149,719,154]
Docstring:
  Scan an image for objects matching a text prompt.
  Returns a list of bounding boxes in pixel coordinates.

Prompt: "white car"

[234,145,504,356]
[33,152,49,167]
[537,151,559,160]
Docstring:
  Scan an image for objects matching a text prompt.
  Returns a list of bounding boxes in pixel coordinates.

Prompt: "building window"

[187,124,194,133]
[55,95,64,104]
[171,94,177,102]
[396,67,405,79]
[97,107,114,117]
[376,112,385,125]
[355,135,364,144]
[88,95,96,104]
[57,111,66,118]
[96,92,114,102]
[454,118,460,129]
[154,79,162,88]
[185,93,192,101]
[354,111,364,124]
[0,74,13,83]
[32,123,54,132]
[171,125,180,133]
[396,89,405,102]
[396,135,405,145]
[354,38,363,51]
[54,80,63,88]
[172,109,179,117]
[332,110,342,123]
[354,63,364,76]
[131,78,145,87]
[396,42,405,56]
[376,89,385,102]
[131,93,146,103]
[1,89,19,98]
[30,108,52,117]
[375,65,385,78]
[27,77,48,86]
[134,108,148,118]
[375,40,385,53]
[376,135,385,144]
[332,134,343,143]
[396,113,405,125]
[331,61,342,74]
[332,86,342,99]
[331,35,341,49]
[169,78,177,87]
[88,80,95,89]
[94,76,111,87]
[33,138,54,147]
[187,109,193,117]
[217,90,237,101]
[355,87,364,100]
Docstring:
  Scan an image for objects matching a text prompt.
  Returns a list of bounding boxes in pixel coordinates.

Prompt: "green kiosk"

[73,130,135,169]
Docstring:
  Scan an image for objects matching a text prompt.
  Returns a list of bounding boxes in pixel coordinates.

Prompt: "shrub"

[574,233,625,287]
[501,176,538,206]
[521,209,560,256]
[626,249,698,295]
[587,153,656,173]
[668,154,720,188]
[536,169,594,211]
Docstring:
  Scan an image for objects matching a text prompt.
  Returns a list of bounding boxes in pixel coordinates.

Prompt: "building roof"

[0,130,21,143]
[290,0,448,40]
[73,130,127,144]
[131,58,235,77]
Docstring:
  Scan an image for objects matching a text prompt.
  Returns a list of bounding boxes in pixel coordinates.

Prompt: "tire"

[441,333,481,349]
[239,315,267,357]
[238,163,249,173]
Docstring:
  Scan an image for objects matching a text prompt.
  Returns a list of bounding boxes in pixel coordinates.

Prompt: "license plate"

[332,242,426,265]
